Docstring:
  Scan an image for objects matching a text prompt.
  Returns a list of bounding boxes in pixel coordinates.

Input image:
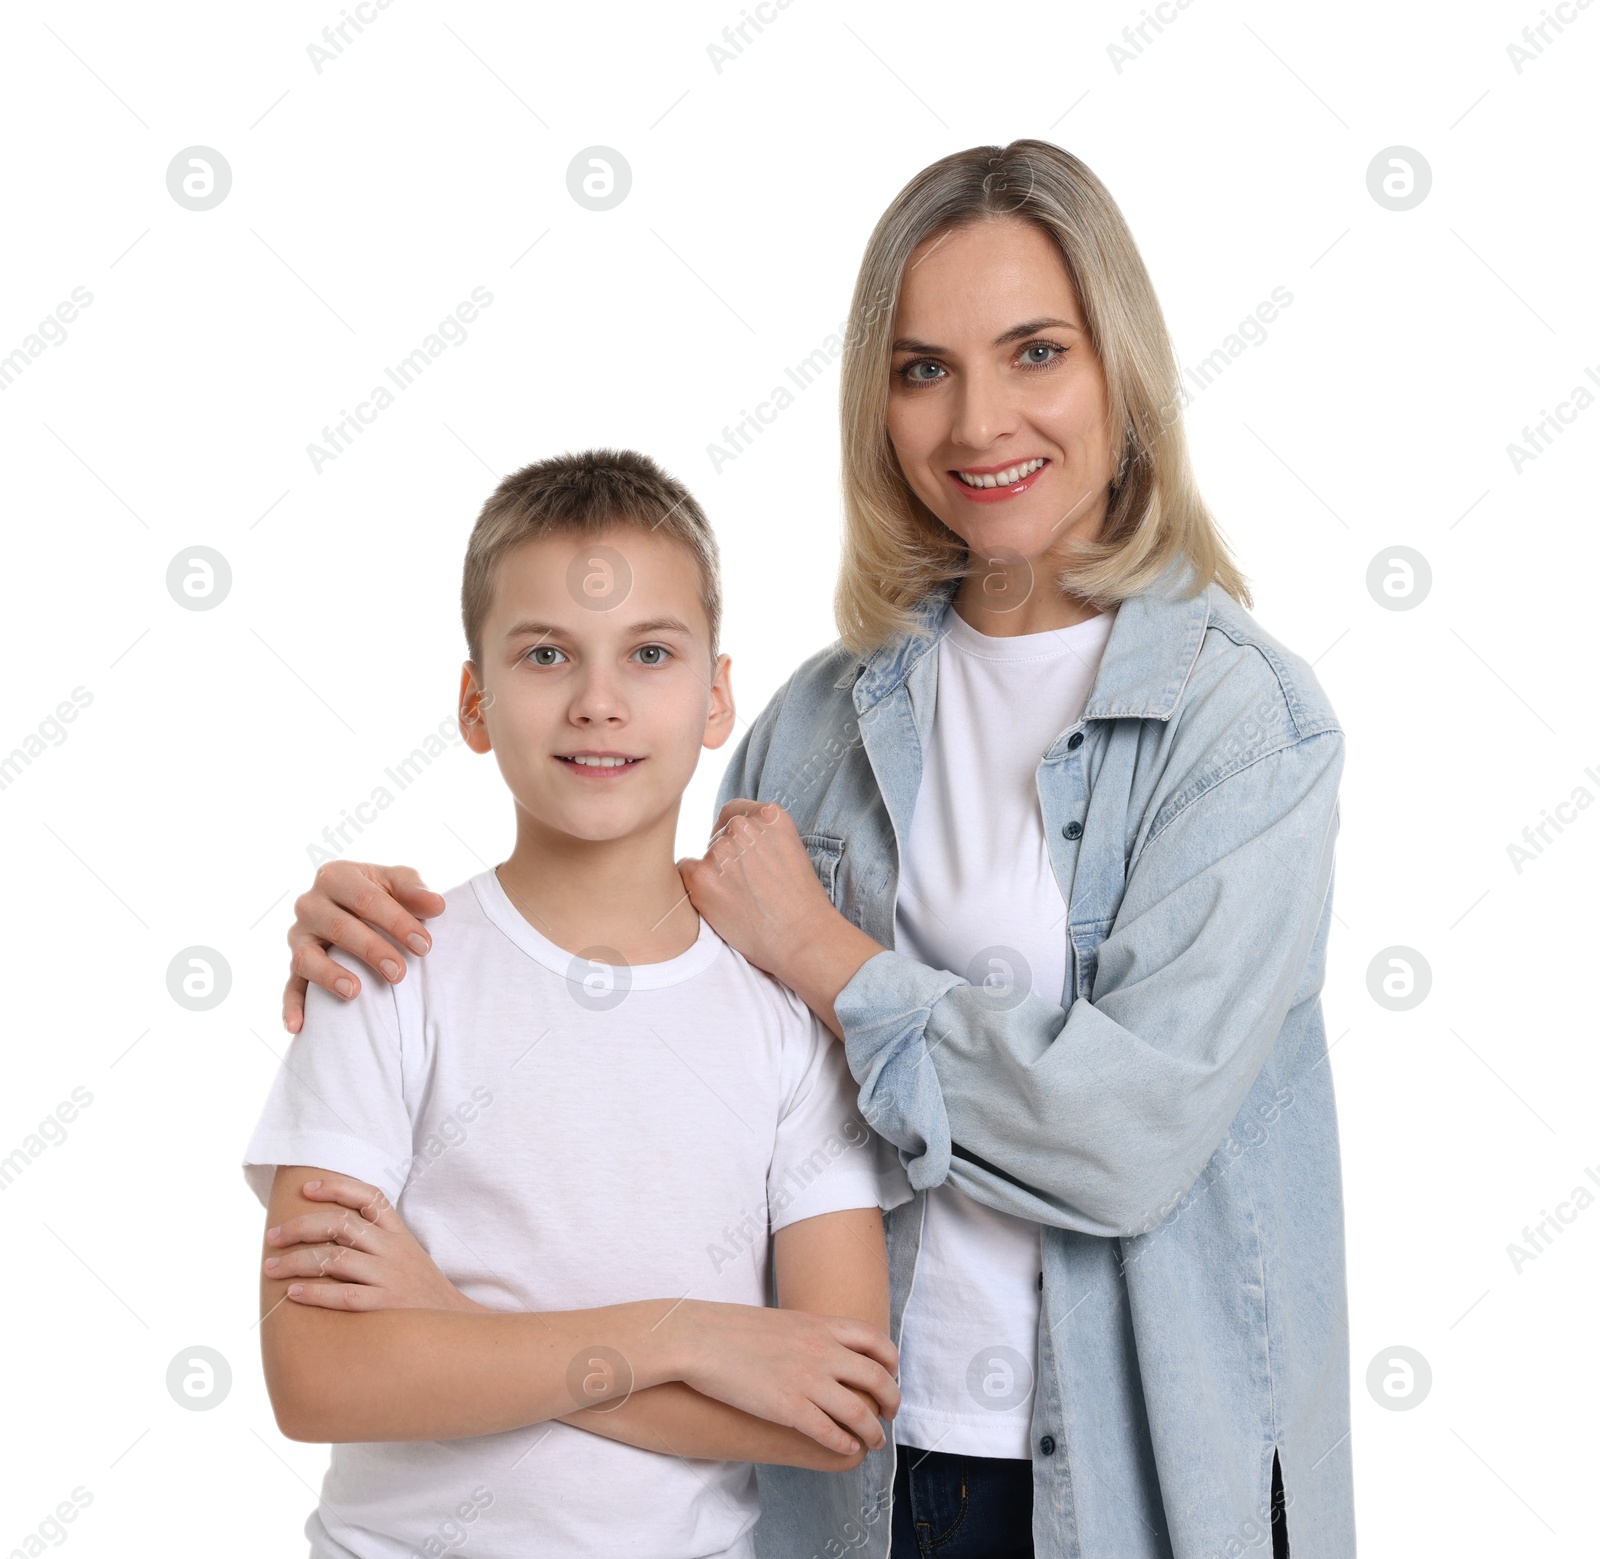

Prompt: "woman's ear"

[458,662,494,754]
[702,653,736,751]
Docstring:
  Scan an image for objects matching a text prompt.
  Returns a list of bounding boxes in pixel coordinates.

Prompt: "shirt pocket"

[799,832,845,907]
[1068,916,1115,1002]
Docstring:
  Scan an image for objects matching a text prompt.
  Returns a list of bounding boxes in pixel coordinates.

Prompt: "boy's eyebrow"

[503,614,697,641]
[623,615,697,637]
[891,316,1082,354]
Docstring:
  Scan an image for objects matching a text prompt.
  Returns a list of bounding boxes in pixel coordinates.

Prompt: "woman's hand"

[263,1172,484,1313]
[284,861,446,1032]
[668,1299,900,1456]
[677,801,884,1037]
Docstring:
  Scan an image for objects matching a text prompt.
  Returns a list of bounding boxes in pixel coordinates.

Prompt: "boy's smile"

[555,750,645,772]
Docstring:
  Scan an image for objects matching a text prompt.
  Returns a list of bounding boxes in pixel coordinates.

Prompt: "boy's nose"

[568,671,627,723]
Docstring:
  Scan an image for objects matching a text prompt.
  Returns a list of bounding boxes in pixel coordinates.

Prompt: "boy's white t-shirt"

[891,603,1116,1459]
[244,867,893,1559]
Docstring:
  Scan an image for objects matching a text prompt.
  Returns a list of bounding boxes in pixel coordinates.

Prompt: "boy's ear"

[459,663,494,754]
[702,653,736,752]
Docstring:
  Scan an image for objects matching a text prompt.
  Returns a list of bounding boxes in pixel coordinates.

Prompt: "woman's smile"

[947,455,1051,502]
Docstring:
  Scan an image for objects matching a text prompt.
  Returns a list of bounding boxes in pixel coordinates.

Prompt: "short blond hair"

[836,139,1249,654]
[461,448,722,669]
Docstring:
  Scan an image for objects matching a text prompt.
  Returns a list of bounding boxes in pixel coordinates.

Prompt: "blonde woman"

[280,142,1350,1559]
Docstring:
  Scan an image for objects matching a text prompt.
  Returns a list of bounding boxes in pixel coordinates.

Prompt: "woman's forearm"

[776,904,884,1039]
[560,1382,865,1471]
[262,1299,686,1443]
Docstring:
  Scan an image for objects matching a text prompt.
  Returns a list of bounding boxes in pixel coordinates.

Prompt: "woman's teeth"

[565,755,637,767]
[955,457,1046,489]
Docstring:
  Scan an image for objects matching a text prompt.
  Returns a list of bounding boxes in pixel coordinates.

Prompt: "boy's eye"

[526,645,566,666]
[633,644,671,666]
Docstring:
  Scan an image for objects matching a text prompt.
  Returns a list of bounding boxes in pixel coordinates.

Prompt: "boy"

[244,449,903,1558]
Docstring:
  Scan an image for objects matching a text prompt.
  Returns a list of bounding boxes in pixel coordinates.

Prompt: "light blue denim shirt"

[726,562,1354,1559]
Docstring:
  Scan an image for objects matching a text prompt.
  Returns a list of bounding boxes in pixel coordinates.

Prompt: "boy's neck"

[494,810,700,966]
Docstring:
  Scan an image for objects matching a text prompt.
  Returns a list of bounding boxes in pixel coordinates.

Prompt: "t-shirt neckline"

[937,601,1116,662]
[470,867,723,988]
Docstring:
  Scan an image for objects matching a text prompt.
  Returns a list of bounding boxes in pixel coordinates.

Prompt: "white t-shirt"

[244,867,890,1559]
[892,602,1116,1459]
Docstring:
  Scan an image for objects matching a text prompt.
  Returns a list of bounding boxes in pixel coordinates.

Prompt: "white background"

[1,0,1595,1552]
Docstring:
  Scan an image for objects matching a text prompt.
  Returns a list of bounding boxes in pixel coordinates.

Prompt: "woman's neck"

[950,576,1104,638]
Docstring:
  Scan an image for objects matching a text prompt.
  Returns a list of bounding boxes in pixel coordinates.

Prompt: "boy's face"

[460,526,734,846]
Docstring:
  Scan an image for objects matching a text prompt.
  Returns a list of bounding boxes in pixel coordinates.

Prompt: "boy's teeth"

[569,755,634,767]
[957,457,1046,489]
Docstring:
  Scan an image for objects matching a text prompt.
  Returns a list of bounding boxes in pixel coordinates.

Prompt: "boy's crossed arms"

[259,1166,899,1467]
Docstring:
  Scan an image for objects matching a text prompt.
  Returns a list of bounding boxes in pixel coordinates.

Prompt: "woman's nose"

[948,368,1016,451]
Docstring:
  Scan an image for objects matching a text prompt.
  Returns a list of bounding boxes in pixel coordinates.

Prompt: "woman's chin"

[945,515,1065,571]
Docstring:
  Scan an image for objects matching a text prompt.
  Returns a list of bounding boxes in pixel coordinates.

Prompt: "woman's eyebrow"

[993,316,1080,346]
[891,317,1082,355]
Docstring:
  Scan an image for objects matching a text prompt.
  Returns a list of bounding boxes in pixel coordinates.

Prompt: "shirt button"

[1039,1435,1056,1456]
[1062,821,1083,841]
[1067,732,1084,750]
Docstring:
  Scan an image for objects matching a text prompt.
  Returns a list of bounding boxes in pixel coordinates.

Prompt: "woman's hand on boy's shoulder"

[284,861,447,1033]
[263,1170,482,1313]
[679,801,884,1037]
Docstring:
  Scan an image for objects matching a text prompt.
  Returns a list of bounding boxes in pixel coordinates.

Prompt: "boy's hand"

[284,861,446,1033]
[669,1299,900,1457]
[264,1172,484,1313]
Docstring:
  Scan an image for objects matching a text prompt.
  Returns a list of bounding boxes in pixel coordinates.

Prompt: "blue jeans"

[890,1446,1034,1558]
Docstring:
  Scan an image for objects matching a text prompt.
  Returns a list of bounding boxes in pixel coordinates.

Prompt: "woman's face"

[885,217,1117,617]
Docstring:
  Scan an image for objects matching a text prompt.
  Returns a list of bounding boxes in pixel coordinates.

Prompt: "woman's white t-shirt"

[891,601,1116,1458]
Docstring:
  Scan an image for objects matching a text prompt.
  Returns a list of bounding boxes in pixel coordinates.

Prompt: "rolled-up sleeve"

[834,730,1343,1238]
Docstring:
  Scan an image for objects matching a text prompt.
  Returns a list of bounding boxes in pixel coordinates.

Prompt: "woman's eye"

[527,645,565,666]
[897,358,945,385]
[1020,343,1063,367]
[634,644,671,666]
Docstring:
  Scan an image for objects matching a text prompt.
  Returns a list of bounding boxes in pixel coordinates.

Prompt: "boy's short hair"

[461,448,722,670]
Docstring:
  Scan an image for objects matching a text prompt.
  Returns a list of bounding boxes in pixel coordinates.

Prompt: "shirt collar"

[841,558,1212,723]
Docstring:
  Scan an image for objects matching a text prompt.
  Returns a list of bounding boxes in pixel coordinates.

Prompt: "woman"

[280,141,1350,1559]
